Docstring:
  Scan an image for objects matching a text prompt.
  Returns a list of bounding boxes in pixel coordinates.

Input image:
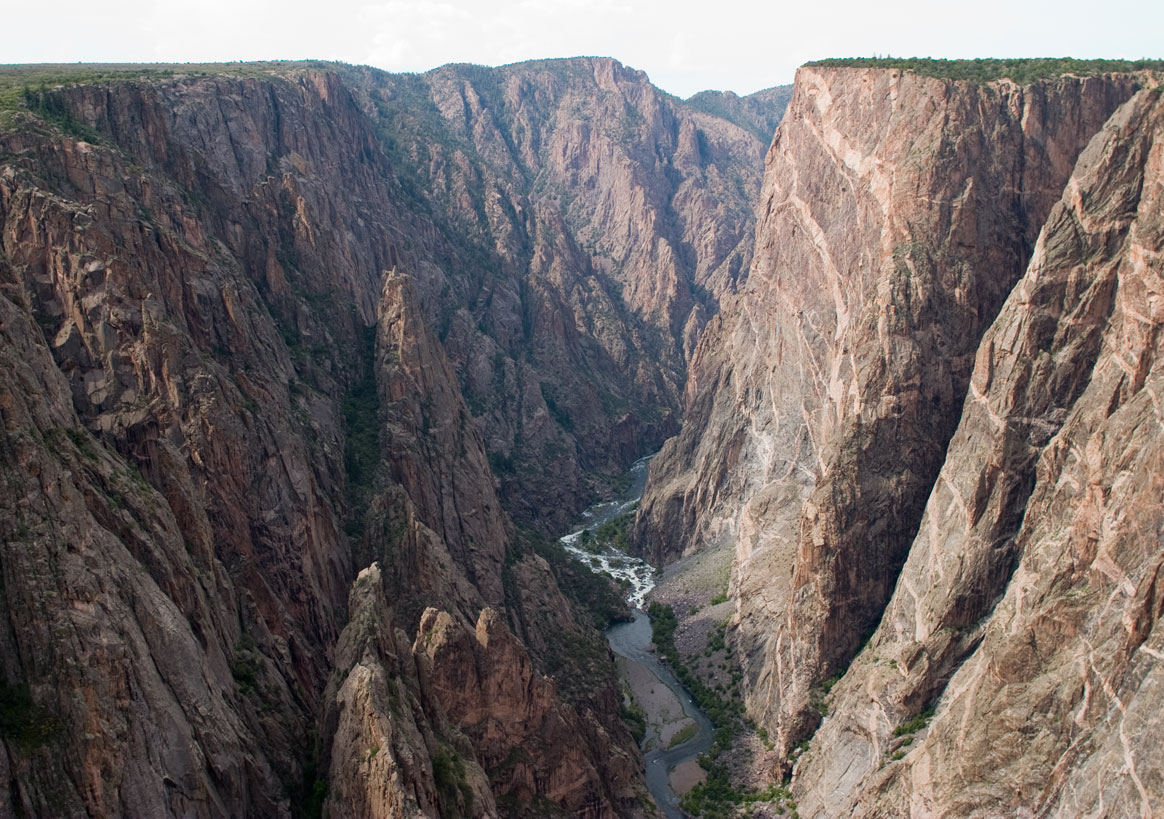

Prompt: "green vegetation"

[524,533,628,630]
[893,704,936,737]
[647,602,744,734]
[805,57,1164,85]
[0,61,333,111]
[431,747,474,816]
[668,721,699,749]
[231,634,262,695]
[539,384,575,432]
[539,627,611,701]
[809,671,843,718]
[647,602,799,815]
[646,601,762,816]
[286,725,329,819]
[342,327,381,542]
[302,779,327,819]
[619,697,647,744]
[0,62,336,130]
[682,770,797,819]
[590,512,633,553]
[40,426,98,461]
[576,512,638,555]
[0,682,60,750]
[19,87,106,142]
[706,622,727,653]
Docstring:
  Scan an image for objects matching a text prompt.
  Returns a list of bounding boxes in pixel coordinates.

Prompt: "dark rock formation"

[0,58,782,817]
[339,59,788,530]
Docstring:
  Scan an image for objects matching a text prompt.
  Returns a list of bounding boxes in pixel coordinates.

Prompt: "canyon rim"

[1,55,1162,818]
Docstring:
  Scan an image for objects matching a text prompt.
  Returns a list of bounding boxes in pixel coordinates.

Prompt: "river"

[559,456,711,818]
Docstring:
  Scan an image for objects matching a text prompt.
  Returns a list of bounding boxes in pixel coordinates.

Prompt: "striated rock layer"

[635,62,1155,779]
[1,71,387,817]
[0,59,778,817]
[792,84,1164,819]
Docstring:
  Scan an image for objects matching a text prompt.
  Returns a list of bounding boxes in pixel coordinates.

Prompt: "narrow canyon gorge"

[0,56,1161,818]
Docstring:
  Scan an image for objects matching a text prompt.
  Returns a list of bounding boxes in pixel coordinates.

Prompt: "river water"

[558,456,711,818]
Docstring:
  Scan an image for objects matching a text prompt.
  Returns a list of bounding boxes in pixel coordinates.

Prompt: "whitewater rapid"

[558,455,658,608]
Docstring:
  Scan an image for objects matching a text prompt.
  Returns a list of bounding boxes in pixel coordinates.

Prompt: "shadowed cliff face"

[337,58,786,530]
[635,66,1142,760]
[1,72,385,817]
[0,60,780,817]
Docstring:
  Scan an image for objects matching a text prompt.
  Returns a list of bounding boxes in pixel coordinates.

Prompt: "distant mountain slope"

[685,85,793,142]
[335,57,783,527]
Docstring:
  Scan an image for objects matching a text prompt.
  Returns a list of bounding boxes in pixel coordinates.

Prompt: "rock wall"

[636,66,1141,755]
[0,61,759,816]
[795,84,1164,819]
[341,58,789,529]
[1,71,387,816]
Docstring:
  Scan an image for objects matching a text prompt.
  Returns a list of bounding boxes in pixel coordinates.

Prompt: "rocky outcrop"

[323,264,647,816]
[0,269,281,817]
[794,84,1164,818]
[413,606,641,817]
[343,59,785,529]
[375,270,509,610]
[324,563,497,819]
[0,62,690,817]
[0,70,392,816]
[635,65,1143,760]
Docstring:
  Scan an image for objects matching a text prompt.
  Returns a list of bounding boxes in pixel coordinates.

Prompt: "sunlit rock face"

[637,61,1164,815]
[635,64,1144,761]
[792,84,1164,819]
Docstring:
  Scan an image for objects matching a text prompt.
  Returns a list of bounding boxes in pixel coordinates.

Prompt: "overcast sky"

[5,0,1162,97]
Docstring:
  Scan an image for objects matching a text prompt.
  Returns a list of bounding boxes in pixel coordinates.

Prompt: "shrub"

[805,57,1164,85]
[0,682,60,749]
[893,704,936,737]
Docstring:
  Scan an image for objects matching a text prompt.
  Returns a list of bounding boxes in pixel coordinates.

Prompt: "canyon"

[638,61,1164,817]
[0,58,782,818]
[1,54,1162,819]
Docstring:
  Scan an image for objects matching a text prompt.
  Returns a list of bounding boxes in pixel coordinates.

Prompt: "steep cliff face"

[795,85,1164,819]
[635,65,1142,759]
[342,58,788,528]
[374,271,509,610]
[322,267,646,817]
[324,564,498,819]
[1,71,389,816]
[412,606,641,818]
[0,62,688,817]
